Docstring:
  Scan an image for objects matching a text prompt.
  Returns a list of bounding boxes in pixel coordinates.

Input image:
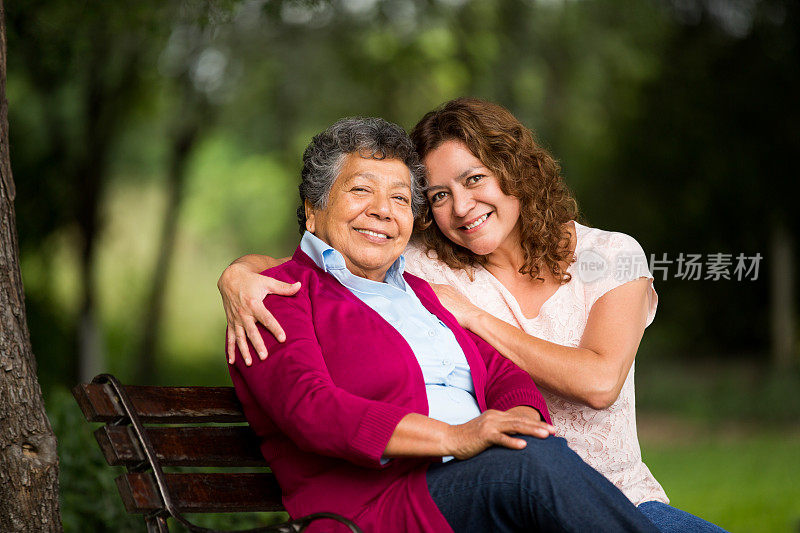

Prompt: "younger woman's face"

[423,140,521,256]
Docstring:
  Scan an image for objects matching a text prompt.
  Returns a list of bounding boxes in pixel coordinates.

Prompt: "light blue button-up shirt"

[300,231,482,431]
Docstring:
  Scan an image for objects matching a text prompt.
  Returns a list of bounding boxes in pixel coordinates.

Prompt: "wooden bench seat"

[73,373,362,533]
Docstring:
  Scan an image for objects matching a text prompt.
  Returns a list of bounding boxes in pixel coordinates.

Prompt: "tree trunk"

[0,3,63,530]
[770,218,796,370]
[74,29,112,383]
[135,118,200,382]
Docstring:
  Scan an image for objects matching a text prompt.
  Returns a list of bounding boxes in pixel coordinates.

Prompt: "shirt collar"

[299,230,406,285]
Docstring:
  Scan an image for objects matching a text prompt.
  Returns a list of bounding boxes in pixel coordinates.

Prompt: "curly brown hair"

[410,97,578,283]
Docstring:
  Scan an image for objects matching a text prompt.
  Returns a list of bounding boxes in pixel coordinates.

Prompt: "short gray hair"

[297,117,427,233]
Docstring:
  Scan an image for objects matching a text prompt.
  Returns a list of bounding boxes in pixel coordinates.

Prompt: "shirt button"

[428,330,436,337]
[441,360,450,366]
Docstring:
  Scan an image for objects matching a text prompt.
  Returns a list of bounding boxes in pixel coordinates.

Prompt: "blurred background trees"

[5,0,798,530]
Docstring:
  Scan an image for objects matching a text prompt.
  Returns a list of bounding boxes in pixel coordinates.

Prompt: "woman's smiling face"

[423,140,521,257]
[306,153,414,281]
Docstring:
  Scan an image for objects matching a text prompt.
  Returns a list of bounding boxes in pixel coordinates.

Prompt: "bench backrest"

[72,379,283,516]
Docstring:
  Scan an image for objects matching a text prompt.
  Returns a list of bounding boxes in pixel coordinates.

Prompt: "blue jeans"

[426,435,659,532]
[638,501,729,532]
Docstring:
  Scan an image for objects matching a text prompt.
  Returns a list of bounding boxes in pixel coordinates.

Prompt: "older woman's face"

[424,140,521,257]
[306,154,414,282]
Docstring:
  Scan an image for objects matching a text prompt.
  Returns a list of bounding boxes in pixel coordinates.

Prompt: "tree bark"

[0,2,63,531]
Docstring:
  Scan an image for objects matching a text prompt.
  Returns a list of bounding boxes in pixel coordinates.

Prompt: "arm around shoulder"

[466,330,552,425]
[229,288,413,468]
[219,254,299,364]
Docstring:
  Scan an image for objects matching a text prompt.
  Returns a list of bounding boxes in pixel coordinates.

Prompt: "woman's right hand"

[218,257,300,365]
[430,283,483,331]
[445,408,555,460]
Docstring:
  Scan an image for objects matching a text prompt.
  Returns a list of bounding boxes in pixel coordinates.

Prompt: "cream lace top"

[403,221,668,505]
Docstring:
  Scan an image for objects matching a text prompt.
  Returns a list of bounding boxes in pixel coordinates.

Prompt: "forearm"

[383,413,451,458]
[384,405,551,460]
[218,255,284,296]
[470,312,619,408]
[466,330,553,423]
[230,253,289,273]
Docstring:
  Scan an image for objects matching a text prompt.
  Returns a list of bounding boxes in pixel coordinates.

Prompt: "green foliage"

[182,135,296,250]
[11,0,796,392]
[47,387,141,532]
[170,511,290,532]
[636,359,800,423]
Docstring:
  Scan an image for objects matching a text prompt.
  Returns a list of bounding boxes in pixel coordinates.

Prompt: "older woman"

[220,100,727,532]
[230,116,658,532]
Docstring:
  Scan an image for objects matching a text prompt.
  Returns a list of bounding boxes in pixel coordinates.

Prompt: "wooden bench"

[72,373,362,533]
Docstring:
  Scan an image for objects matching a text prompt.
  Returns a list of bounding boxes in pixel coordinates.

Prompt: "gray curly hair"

[297,117,427,233]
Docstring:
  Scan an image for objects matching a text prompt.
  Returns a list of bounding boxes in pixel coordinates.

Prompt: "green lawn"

[640,427,800,532]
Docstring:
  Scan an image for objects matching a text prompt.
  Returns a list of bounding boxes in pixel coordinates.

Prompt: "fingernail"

[259,351,267,360]
[278,334,286,343]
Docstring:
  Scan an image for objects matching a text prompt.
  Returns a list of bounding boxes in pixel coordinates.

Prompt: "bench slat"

[95,426,266,467]
[72,383,247,423]
[116,472,284,513]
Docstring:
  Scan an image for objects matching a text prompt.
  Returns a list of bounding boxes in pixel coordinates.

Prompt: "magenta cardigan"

[229,248,551,533]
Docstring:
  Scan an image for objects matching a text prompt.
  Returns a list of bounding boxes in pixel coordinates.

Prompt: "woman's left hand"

[430,283,483,330]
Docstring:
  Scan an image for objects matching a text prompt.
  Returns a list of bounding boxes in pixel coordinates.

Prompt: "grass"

[639,419,800,532]
[633,359,800,532]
